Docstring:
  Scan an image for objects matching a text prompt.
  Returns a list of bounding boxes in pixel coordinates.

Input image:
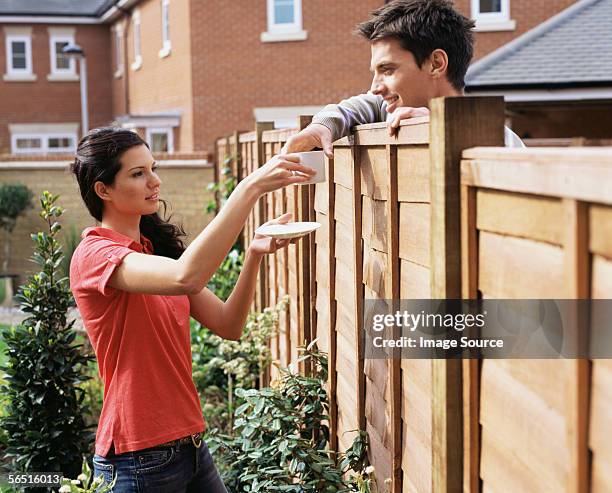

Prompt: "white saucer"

[255,221,321,239]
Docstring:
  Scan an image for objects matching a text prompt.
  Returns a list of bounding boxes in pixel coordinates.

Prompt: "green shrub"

[0,192,93,482]
[206,157,238,215]
[58,457,114,493]
[193,297,285,433]
[210,342,377,492]
[0,183,33,274]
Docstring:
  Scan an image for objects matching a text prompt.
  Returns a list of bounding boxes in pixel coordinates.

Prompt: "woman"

[69,127,314,492]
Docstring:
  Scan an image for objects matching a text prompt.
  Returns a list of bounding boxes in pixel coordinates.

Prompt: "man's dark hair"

[357,0,475,90]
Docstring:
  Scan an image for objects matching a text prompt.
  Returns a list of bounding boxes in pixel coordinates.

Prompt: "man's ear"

[94,181,112,202]
[430,49,449,78]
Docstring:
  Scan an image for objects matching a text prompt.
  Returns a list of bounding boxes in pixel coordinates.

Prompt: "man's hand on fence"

[247,154,316,195]
[282,124,334,159]
[249,213,296,256]
[388,106,430,136]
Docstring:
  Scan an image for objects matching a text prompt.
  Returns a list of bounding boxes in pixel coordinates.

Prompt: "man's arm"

[284,93,386,157]
[311,93,386,141]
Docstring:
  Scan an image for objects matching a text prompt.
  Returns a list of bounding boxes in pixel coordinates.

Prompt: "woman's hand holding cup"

[247,154,316,195]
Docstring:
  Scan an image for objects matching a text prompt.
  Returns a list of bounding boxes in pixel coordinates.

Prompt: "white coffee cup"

[295,150,326,184]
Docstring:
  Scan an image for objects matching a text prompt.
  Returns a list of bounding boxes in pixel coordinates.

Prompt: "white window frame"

[261,0,307,43]
[471,0,516,32]
[146,127,174,153]
[5,34,33,77]
[159,0,171,58]
[131,11,142,70]
[49,34,76,76]
[11,132,77,154]
[114,25,124,77]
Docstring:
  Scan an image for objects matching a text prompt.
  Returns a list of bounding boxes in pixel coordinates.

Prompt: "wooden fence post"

[255,122,274,312]
[296,115,314,374]
[429,96,505,493]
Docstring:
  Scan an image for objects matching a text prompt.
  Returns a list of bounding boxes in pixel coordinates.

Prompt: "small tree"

[0,191,93,482]
[0,183,33,273]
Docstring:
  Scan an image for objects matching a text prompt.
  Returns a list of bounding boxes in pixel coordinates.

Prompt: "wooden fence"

[213,96,612,492]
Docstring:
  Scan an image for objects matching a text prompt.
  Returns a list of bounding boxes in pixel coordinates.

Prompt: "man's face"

[369,38,433,112]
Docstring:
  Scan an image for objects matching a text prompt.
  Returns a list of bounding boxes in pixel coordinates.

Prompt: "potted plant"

[0,182,33,305]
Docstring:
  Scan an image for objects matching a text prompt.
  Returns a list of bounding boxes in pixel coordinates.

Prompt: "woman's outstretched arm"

[188,215,292,340]
[106,156,314,295]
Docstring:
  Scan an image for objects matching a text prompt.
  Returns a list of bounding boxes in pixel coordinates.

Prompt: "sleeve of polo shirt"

[76,236,135,296]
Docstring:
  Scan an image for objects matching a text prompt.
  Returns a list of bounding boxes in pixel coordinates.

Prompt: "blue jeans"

[92,440,229,492]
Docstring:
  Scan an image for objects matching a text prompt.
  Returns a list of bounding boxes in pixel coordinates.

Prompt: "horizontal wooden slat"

[314,182,328,214]
[334,219,353,257]
[399,202,430,267]
[592,255,612,298]
[400,259,431,298]
[362,195,388,253]
[477,189,564,245]
[333,147,353,190]
[366,421,393,484]
[363,246,390,299]
[402,421,432,493]
[480,360,571,492]
[461,150,612,205]
[360,147,389,200]
[590,360,612,492]
[590,204,612,259]
[479,232,565,298]
[334,117,429,146]
[335,184,354,227]
[397,145,430,203]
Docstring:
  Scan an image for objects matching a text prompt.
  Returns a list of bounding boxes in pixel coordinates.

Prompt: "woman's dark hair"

[357,0,475,91]
[71,127,186,259]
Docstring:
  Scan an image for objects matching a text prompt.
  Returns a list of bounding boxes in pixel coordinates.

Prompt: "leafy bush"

[210,343,378,492]
[206,157,238,215]
[58,457,114,493]
[193,297,285,433]
[0,192,93,481]
[0,183,33,274]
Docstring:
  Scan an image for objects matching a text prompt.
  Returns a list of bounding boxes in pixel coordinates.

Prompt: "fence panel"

[461,147,612,493]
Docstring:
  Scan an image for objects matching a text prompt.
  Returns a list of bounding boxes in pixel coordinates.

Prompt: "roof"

[466,0,612,90]
[0,0,116,17]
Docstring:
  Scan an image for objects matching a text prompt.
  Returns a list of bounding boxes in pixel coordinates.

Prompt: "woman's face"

[98,144,162,217]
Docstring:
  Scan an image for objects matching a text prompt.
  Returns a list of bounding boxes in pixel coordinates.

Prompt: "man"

[284,0,523,157]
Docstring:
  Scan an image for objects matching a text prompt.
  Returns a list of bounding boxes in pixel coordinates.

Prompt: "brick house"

[466,0,612,140]
[0,0,595,155]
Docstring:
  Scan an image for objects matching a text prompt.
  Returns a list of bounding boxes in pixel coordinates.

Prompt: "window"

[146,127,174,153]
[50,37,75,74]
[471,0,515,31]
[261,0,307,42]
[11,133,77,154]
[159,0,171,58]
[5,34,33,79]
[132,11,142,70]
[114,25,124,76]
[47,28,78,81]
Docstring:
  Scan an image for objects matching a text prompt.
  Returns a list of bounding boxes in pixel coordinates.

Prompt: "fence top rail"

[238,131,257,143]
[334,116,429,147]
[461,147,612,205]
[262,128,298,143]
[463,146,612,163]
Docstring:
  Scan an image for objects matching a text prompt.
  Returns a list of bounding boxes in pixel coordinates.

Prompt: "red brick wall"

[453,0,578,60]
[0,24,113,153]
[118,0,194,151]
[189,0,382,152]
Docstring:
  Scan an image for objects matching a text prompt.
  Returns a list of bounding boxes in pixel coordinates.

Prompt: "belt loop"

[191,433,202,449]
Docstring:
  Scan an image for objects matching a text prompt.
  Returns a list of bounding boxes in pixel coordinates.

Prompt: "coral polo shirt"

[70,227,204,456]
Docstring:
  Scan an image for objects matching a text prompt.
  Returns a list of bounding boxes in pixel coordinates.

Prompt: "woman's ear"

[430,49,449,78]
[94,181,112,202]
